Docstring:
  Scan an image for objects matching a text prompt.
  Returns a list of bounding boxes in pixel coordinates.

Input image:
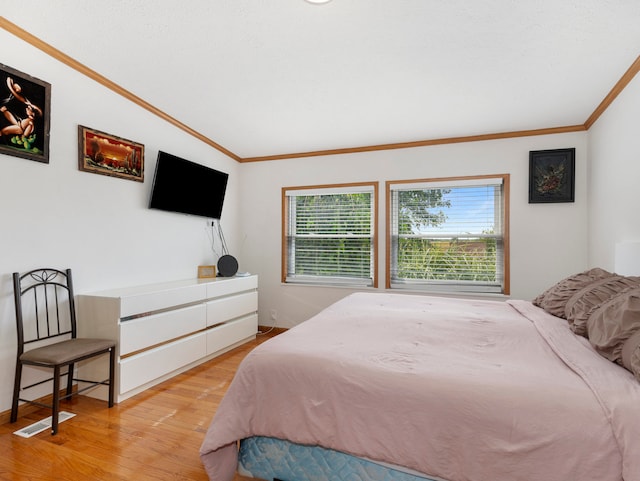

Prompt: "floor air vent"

[13,411,76,438]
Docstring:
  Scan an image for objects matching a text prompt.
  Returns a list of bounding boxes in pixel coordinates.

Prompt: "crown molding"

[0,17,241,162]
[1,16,637,164]
[239,125,587,162]
[584,54,640,129]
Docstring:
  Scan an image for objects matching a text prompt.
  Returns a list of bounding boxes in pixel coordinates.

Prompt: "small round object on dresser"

[217,255,238,277]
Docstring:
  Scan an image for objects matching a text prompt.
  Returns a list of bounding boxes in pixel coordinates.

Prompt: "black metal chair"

[11,268,116,435]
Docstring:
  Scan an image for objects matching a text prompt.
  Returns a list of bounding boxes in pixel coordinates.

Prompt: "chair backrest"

[13,268,78,355]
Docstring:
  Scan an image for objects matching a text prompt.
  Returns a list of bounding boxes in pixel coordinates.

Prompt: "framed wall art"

[0,63,51,163]
[529,148,575,203]
[78,125,144,182]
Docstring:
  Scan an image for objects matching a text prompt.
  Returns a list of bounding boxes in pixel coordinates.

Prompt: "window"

[283,183,378,287]
[387,175,509,294]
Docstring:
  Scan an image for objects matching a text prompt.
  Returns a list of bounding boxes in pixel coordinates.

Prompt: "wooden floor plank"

[0,333,276,481]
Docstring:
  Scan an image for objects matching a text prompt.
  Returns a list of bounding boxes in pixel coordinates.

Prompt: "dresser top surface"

[79,275,257,299]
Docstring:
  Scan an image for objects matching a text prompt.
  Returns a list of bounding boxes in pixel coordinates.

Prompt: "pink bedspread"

[200,292,640,481]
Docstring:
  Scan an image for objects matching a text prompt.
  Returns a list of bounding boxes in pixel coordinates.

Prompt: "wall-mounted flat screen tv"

[149,151,229,219]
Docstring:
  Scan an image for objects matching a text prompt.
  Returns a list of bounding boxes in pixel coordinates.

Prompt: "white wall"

[239,133,589,328]
[0,30,242,412]
[588,73,640,269]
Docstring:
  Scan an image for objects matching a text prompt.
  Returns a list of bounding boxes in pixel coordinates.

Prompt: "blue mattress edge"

[238,436,446,481]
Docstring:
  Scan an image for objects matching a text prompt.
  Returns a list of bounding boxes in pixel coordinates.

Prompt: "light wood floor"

[0,332,278,481]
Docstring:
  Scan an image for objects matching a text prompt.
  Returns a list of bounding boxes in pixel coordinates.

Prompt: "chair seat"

[20,338,116,366]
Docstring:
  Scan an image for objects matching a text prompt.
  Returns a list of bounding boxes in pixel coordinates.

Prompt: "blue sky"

[419,186,497,235]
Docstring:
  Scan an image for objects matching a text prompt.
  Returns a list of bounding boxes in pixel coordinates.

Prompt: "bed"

[200,269,640,481]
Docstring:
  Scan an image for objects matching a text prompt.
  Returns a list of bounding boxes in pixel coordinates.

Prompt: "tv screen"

[149,151,229,219]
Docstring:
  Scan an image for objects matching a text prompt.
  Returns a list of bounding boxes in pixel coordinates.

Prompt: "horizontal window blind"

[389,176,506,294]
[285,185,376,286]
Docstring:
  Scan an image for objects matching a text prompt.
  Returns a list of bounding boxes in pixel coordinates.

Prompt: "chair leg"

[108,347,116,408]
[66,362,75,396]
[51,365,61,435]
[10,361,22,423]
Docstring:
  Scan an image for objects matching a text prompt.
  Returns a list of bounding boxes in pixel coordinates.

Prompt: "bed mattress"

[238,436,443,481]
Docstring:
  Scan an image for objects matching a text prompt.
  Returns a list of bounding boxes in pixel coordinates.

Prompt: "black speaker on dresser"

[217,255,238,277]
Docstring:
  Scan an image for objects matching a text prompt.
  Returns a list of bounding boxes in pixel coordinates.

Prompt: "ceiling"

[4,1,640,160]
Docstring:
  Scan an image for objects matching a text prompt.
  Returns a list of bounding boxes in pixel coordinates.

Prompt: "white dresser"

[77,275,258,402]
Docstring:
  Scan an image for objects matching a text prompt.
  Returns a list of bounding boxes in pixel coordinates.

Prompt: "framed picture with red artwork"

[78,125,144,182]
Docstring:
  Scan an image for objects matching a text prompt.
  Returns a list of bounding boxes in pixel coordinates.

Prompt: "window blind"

[284,185,376,286]
[389,176,506,294]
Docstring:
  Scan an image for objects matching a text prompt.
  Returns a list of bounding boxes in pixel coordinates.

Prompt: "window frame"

[282,182,379,288]
[385,174,510,295]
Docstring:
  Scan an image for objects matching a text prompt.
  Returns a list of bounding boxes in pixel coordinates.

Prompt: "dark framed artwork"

[529,148,575,203]
[0,63,51,163]
[78,125,144,182]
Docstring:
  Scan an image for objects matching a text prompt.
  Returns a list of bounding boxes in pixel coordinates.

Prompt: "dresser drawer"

[206,275,258,299]
[206,291,258,327]
[119,332,207,394]
[120,283,207,317]
[206,314,258,355]
[119,304,206,356]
